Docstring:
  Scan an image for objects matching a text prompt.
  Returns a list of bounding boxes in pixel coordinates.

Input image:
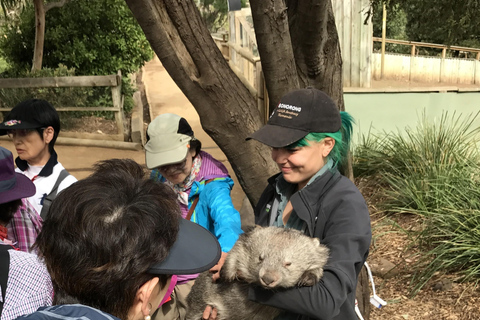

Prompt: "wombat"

[185,226,330,320]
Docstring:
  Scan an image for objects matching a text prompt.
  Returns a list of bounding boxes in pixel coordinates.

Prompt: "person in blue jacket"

[145,113,243,320]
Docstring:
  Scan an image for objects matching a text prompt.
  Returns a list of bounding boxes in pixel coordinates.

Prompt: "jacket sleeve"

[248,184,371,320]
[204,179,243,252]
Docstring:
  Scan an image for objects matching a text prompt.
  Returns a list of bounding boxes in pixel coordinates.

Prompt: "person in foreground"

[0,99,77,252]
[245,87,372,320]
[0,147,53,320]
[16,158,221,320]
[145,114,242,320]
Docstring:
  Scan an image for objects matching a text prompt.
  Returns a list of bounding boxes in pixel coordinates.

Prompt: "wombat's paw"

[297,269,323,286]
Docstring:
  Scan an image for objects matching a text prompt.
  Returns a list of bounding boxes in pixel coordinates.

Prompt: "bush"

[0,0,152,115]
[353,112,480,294]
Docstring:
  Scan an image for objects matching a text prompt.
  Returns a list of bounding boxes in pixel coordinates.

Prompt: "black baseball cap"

[247,87,341,148]
[0,119,44,135]
[0,147,36,204]
[148,218,221,275]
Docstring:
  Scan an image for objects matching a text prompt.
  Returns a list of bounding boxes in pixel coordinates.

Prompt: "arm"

[249,187,371,319]
[204,179,243,252]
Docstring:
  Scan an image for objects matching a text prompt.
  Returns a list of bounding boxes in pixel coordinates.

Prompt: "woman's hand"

[202,305,218,320]
[209,251,227,282]
[202,252,227,319]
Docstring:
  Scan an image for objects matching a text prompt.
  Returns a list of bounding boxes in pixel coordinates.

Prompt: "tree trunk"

[356,266,371,319]
[31,0,45,72]
[124,0,278,206]
[286,0,344,110]
[249,0,299,114]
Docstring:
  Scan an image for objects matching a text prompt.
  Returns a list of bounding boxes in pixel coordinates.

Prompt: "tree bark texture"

[124,0,278,206]
[31,0,45,72]
[286,0,344,110]
[251,0,344,111]
[249,0,300,113]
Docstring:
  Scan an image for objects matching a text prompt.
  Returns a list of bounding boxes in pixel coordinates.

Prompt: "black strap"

[40,169,70,220]
[0,244,11,316]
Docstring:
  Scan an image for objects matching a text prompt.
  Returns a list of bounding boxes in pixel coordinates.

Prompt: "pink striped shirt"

[6,199,42,253]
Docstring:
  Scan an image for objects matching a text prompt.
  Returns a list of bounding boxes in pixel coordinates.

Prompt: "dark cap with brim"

[0,119,44,136]
[248,124,309,148]
[247,87,341,148]
[0,147,36,204]
[148,218,221,275]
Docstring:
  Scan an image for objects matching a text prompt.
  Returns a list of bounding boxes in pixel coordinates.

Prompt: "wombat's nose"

[261,273,278,287]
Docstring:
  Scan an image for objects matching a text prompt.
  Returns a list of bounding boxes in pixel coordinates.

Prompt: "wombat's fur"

[185,226,329,320]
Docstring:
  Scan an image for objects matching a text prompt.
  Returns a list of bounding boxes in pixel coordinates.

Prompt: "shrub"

[353,112,480,294]
[0,0,153,115]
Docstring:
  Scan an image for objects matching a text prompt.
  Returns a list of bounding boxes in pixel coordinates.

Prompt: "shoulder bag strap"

[185,178,215,221]
[40,169,70,219]
[0,244,11,316]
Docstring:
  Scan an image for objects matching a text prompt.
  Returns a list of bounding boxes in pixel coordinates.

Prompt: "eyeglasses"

[158,159,187,172]
[6,129,39,138]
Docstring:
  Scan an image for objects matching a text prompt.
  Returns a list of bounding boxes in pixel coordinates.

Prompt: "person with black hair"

[16,158,221,320]
[0,147,53,320]
[145,113,242,320]
[0,99,77,252]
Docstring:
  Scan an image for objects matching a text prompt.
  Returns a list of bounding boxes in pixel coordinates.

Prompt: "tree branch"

[250,0,299,114]
[288,0,344,109]
[45,0,70,12]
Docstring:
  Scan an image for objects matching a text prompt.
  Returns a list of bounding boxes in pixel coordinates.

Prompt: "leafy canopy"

[0,0,153,75]
[370,0,480,48]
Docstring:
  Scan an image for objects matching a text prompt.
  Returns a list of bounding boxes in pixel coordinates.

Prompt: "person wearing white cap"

[16,158,221,320]
[0,146,53,320]
[145,113,243,320]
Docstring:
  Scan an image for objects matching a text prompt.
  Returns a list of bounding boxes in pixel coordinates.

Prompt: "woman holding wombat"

[204,87,371,320]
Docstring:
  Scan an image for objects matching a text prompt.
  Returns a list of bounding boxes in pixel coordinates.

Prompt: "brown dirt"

[61,116,118,135]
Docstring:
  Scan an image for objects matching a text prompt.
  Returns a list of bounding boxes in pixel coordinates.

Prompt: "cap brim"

[247,124,309,148]
[145,143,189,170]
[0,120,43,136]
[0,173,36,204]
[148,219,221,275]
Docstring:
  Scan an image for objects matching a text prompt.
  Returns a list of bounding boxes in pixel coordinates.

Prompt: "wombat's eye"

[259,253,265,261]
[284,261,292,268]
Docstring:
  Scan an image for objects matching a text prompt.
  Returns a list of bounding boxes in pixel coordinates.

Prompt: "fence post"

[440,47,446,83]
[112,70,124,138]
[380,4,386,79]
[409,44,416,81]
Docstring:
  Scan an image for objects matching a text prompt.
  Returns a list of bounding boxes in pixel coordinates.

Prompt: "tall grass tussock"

[353,112,480,295]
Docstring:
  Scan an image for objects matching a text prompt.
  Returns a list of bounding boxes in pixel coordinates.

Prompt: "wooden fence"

[331,0,372,88]
[372,37,480,84]
[0,71,125,140]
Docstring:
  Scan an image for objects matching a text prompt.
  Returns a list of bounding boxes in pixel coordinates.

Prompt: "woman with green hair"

[242,87,371,320]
